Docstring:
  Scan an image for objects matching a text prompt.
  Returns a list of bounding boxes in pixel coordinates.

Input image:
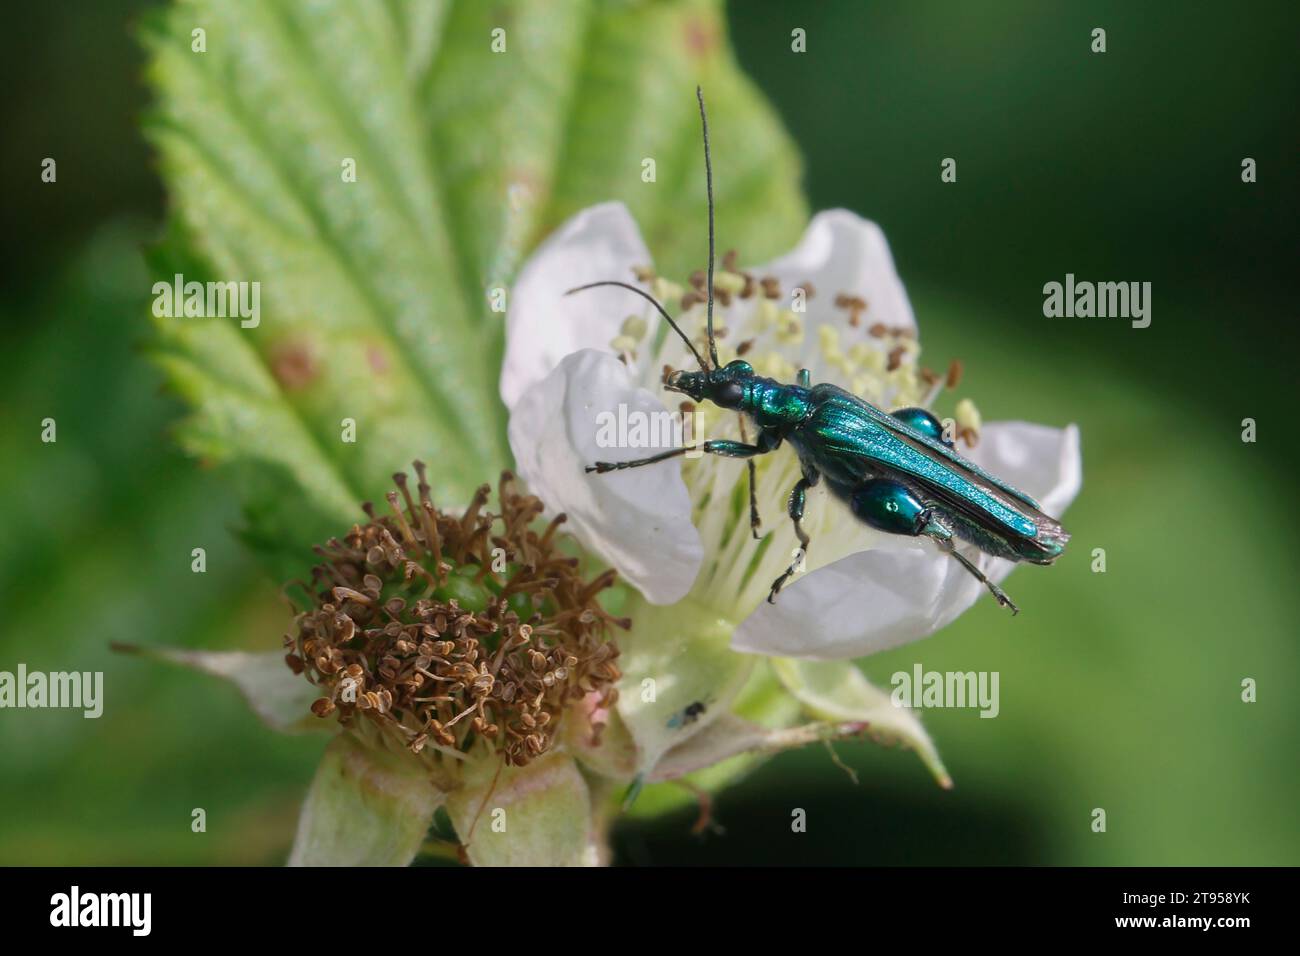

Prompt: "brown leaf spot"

[683,15,719,58]
[270,340,317,391]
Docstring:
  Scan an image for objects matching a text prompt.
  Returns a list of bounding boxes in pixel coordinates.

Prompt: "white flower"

[502,202,1082,662]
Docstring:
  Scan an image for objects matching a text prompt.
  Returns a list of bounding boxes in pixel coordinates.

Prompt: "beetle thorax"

[746,376,810,429]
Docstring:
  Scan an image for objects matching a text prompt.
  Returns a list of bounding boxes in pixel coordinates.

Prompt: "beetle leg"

[746,460,762,538]
[767,470,819,603]
[737,416,762,539]
[923,518,1020,614]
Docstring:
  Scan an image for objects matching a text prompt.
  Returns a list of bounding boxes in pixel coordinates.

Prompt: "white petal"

[501,202,654,410]
[758,209,916,375]
[508,349,702,604]
[969,420,1083,519]
[731,547,965,659]
[732,422,1082,659]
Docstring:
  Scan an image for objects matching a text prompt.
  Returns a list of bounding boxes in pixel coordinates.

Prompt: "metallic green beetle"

[570,89,1068,613]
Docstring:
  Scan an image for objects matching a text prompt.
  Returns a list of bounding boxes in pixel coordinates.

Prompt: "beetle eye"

[714,380,745,408]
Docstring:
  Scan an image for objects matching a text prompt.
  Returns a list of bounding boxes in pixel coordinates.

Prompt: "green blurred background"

[2,0,1296,865]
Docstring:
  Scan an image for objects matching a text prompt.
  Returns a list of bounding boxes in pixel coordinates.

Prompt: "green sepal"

[288,733,445,866]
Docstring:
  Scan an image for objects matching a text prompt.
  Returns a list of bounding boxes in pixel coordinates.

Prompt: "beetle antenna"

[564,281,708,370]
[697,85,719,370]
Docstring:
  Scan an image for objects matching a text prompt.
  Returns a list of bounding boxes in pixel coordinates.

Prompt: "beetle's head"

[664,359,754,410]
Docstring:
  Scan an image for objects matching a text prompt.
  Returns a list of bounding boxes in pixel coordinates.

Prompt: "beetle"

[567,88,1069,613]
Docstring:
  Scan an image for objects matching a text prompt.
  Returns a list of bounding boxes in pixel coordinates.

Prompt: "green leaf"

[141,0,807,575]
[771,658,953,789]
[113,643,327,735]
[289,734,444,866]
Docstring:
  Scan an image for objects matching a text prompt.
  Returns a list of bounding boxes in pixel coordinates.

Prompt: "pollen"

[848,342,883,372]
[285,465,624,767]
[954,398,982,446]
[620,314,648,342]
[817,324,840,354]
[818,325,850,374]
[610,315,649,358]
[713,270,746,295]
[775,311,804,346]
[888,365,920,399]
[851,374,884,405]
[651,276,683,306]
[754,351,797,383]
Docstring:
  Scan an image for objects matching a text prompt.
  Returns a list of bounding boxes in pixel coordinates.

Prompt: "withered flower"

[285,463,624,768]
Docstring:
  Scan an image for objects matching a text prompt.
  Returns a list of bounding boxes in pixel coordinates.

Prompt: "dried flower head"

[284,464,625,767]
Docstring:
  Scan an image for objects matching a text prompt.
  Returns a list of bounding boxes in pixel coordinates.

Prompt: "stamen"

[385,491,421,552]
[946,359,963,389]
[650,277,683,305]
[955,397,982,447]
[714,271,745,295]
[290,467,622,767]
[393,472,420,527]
[624,256,991,615]
[776,311,804,346]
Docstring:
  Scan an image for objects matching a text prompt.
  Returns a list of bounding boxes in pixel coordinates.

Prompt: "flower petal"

[759,209,917,374]
[501,202,653,410]
[732,547,966,659]
[770,658,950,787]
[731,422,1081,659]
[508,348,702,604]
[616,658,803,819]
[614,596,755,777]
[447,752,598,867]
[288,734,444,866]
